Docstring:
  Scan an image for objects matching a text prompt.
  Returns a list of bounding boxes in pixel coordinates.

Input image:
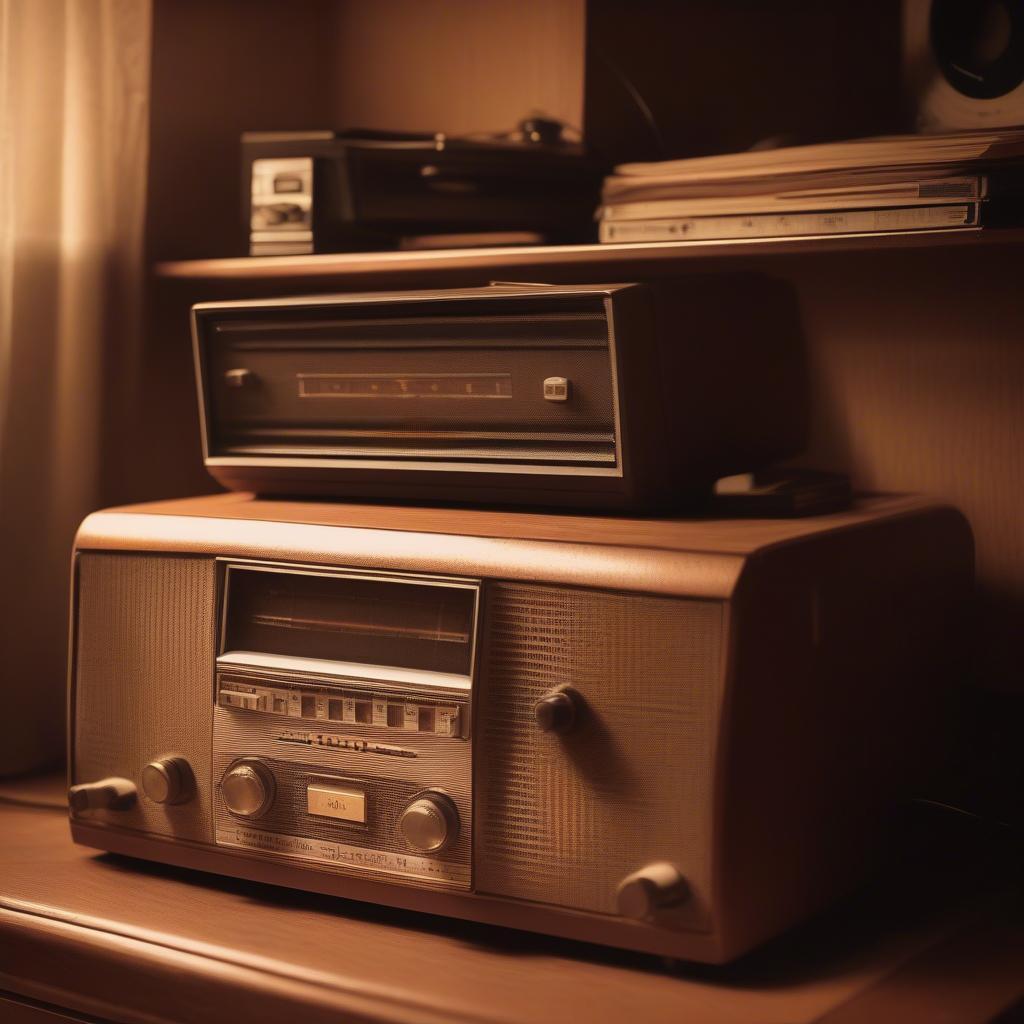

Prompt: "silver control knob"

[616,862,689,920]
[220,759,275,819]
[142,756,193,805]
[68,777,137,813]
[399,793,459,853]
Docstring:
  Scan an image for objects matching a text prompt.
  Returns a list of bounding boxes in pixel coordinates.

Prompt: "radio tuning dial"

[616,862,689,920]
[534,687,580,734]
[142,756,193,805]
[220,759,275,819]
[399,793,459,853]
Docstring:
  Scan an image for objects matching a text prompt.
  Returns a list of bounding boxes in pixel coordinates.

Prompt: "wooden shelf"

[4,775,1024,1024]
[154,227,1024,286]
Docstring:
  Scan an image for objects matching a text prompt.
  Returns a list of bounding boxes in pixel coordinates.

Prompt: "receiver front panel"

[212,711,472,888]
[476,583,724,927]
[198,297,620,468]
[71,552,724,924]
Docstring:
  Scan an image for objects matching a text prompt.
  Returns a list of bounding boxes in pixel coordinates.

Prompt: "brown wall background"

[331,0,584,138]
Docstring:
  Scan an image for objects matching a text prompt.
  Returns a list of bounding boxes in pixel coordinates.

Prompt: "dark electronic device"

[906,0,1024,130]
[243,125,603,255]
[191,279,807,510]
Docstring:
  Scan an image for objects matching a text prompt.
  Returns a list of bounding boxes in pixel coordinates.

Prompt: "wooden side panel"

[715,506,974,955]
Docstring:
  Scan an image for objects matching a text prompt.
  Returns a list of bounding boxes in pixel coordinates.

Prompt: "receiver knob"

[220,759,275,819]
[534,688,580,734]
[68,777,137,813]
[224,367,256,389]
[142,756,193,805]
[616,863,689,920]
[399,792,459,853]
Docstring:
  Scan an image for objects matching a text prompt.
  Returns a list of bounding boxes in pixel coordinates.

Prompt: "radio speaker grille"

[73,553,216,842]
[476,583,723,919]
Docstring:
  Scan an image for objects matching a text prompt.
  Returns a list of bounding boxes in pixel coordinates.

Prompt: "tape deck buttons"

[220,758,276,819]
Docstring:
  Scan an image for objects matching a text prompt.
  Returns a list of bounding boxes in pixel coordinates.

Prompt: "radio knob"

[616,863,689,920]
[534,688,580,734]
[399,793,459,853]
[68,777,137,813]
[224,367,256,389]
[220,759,275,819]
[141,756,193,805]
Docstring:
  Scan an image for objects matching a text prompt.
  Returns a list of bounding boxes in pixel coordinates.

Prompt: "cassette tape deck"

[68,492,971,962]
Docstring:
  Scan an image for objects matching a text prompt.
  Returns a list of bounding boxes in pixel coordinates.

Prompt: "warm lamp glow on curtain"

[0,0,151,775]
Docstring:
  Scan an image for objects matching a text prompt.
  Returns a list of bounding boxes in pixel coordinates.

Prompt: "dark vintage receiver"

[68,492,972,963]
[191,279,806,509]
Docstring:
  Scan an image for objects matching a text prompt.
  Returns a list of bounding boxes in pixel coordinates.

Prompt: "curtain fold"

[0,0,151,775]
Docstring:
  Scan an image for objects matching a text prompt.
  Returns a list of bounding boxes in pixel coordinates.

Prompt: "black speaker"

[906,0,1024,129]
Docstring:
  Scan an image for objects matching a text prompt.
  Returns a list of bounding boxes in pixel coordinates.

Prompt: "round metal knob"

[220,759,275,819]
[399,793,459,853]
[142,756,193,805]
[616,863,689,920]
[534,688,580,734]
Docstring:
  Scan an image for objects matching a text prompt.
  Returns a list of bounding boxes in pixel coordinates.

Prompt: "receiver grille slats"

[476,583,723,920]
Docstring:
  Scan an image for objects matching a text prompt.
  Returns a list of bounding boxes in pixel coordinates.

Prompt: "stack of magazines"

[599,129,1024,244]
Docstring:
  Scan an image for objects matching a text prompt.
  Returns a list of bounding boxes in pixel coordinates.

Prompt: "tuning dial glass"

[399,792,459,853]
[220,758,275,819]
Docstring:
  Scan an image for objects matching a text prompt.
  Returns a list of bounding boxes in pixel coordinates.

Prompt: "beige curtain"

[0,0,151,775]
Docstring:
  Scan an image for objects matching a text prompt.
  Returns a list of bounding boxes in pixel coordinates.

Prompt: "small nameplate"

[307,784,366,823]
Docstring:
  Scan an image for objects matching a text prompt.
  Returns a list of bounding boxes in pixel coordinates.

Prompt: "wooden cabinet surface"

[2,776,1024,1024]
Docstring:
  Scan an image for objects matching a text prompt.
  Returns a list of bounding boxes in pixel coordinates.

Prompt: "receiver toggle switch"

[68,777,137,813]
[616,862,689,920]
[534,687,580,734]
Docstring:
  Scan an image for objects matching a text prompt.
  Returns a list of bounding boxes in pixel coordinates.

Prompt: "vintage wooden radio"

[68,493,970,962]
